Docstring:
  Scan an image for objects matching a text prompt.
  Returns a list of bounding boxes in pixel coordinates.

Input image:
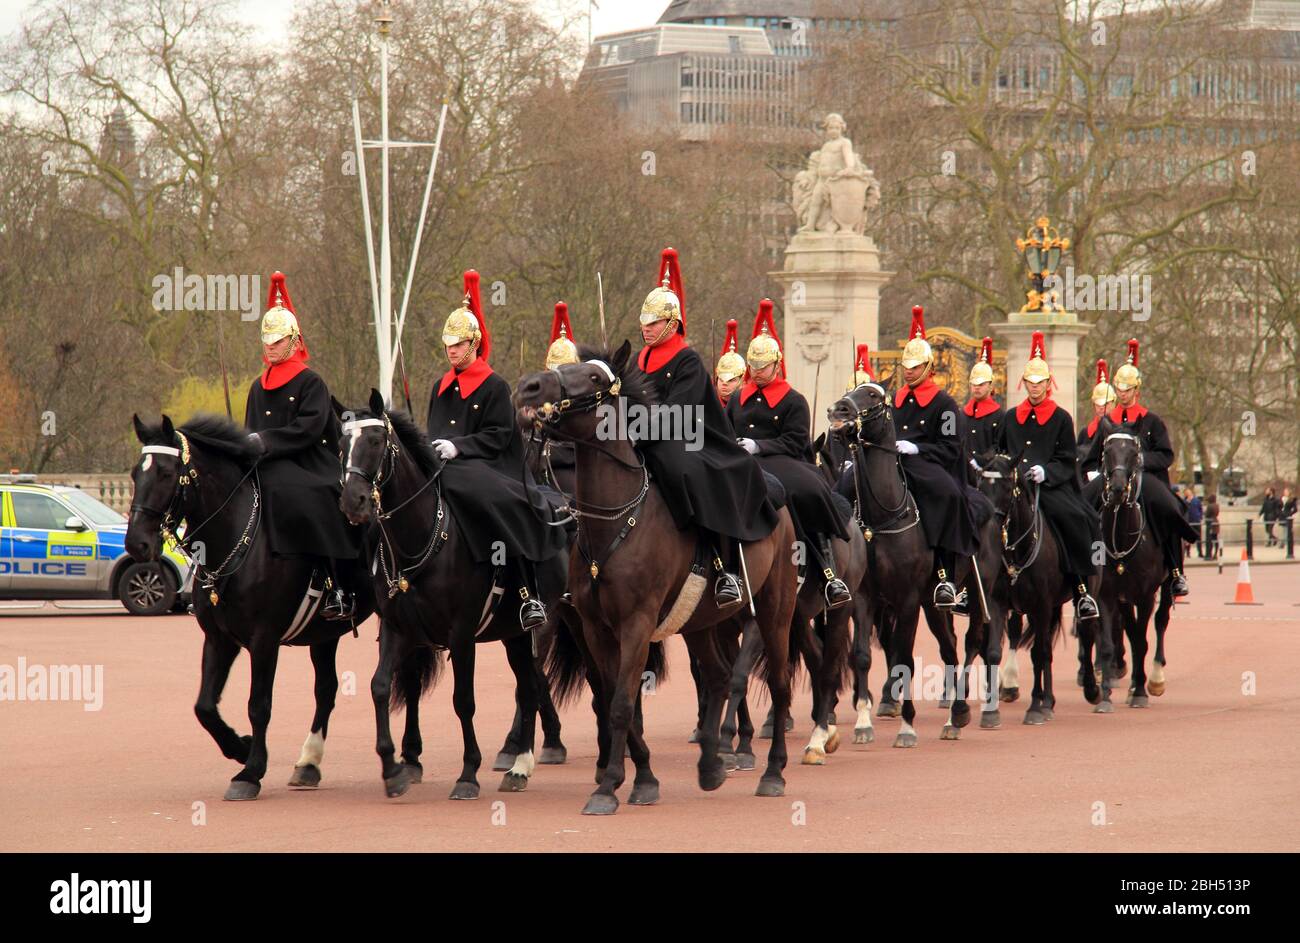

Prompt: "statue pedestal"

[989,310,1092,423]
[771,232,894,436]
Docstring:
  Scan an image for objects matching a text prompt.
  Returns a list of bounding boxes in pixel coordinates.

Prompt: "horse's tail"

[646,639,669,686]
[1016,605,1066,651]
[544,611,588,708]
[390,644,442,714]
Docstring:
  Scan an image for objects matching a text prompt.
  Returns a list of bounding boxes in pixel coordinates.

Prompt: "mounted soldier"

[891,305,979,608]
[726,299,852,610]
[1077,358,1117,481]
[427,270,567,630]
[635,247,779,607]
[997,331,1101,622]
[532,301,579,492]
[1082,339,1193,598]
[714,318,745,408]
[962,336,1003,483]
[244,271,359,620]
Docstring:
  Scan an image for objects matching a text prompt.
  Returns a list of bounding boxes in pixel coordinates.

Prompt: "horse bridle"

[981,458,1042,584]
[831,388,919,541]
[131,430,262,605]
[1100,432,1146,566]
[340,415,448,598]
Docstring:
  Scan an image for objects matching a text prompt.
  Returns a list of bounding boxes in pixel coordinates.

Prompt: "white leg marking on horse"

[296,730,325,768]
[806,725,829,752]
[900,720,916,737]
[1002,652,1019,688]
[1150,661,1165,684]
[508,751,535,778]
[855,698,874,731]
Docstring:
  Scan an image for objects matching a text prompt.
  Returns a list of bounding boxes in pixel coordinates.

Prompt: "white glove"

[433,439,459,461]
[738,438,758,454]
[1027,464,1046,483]
[896,440,919,456]
[969,458,980,471]
[1086,470,1100,482]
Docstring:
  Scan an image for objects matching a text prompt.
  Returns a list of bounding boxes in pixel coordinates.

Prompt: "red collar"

[260,345,310,390]
[1015,397,1058,424]
[964,397,1000,419]
[436,357,493,399]
[1108,403,1148,424]
[1086,416,1102,439]
[638,332,687,374]
[895,377,939,409]
[740,378,791,407]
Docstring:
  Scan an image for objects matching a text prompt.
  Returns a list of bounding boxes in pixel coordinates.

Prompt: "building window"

[729,35,741,54]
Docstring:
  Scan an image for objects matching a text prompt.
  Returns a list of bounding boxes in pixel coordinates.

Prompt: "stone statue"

[795,113,881,236]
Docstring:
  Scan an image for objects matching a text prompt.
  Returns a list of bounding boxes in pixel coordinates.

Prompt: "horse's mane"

[178,414,260,462]
[382,408,441,478]
[576,343,659,408]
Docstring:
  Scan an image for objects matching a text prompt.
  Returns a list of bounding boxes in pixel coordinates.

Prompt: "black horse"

[1088,429,1167,709]
[335,391,566,798]
[977,454,1106,724]
[127,414,374,800]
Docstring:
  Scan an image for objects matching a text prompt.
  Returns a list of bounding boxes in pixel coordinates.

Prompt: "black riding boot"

[932,552,957,609]
[709,535,742,608]
[1167,544,1189,597]
[518,559,547,631]
[321,559,357,622]
[1073,578,1099,621]
[817,534,852,611]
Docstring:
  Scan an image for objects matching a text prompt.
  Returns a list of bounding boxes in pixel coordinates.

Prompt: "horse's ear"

[161,415,175,439]
[369,388,385,416]
[611,339,632,374]
[813,432,825,453]
[132,413,147,443]
[330,396,345,418]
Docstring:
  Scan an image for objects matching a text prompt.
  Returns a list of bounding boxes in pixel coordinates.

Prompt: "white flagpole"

[351,95,381,341]
[377,1,394,405]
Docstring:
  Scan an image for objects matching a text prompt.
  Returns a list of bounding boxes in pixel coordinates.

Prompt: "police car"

[0,475,191,616]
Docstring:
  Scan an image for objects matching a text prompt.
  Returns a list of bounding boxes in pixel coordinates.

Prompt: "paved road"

[2,565,1296,851]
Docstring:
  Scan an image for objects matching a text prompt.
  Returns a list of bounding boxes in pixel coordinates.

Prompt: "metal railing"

[1192,517,1295,561]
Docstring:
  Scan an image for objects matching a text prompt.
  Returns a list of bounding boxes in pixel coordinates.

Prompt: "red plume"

[463,270,490,363]
[749,298,785,378]
[657,247,686,335]
[980,336,993,366]
[266,271,296,314]
[722,318,739,354]
[855,343,874,381]
[1126,338,1139,366]
[1030,330,1047,360]
[1096,358,1109,385]
[550,301,574,345]
[909,305,926,340]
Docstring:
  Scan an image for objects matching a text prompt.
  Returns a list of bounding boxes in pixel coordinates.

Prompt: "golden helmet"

[1091,358,1117,407]
[441,270,490,358]
[640,247,686,333]
[1022,330,1051,383]
[1112,338,1141,391]
[261,271,300,344]
[900,305,932,369]
[745,299,783,373]
[716,318,745,382]
[545,302,579,369]
[852,343,876,389]
[969,336,994,386]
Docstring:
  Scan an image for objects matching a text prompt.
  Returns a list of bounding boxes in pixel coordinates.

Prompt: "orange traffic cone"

[1225,549,1262,605]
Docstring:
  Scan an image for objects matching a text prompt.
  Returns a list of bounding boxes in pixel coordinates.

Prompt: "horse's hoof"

[940,724,960,741]
[720,752,738,771]
[1093,700,1115,714]
[582,793,619,816]
[999,687,1019,703]
[1076,667,1086,687]
[499,772,529,793]
[404,763,423,784]
[1023,710,1047,725]
[688,728,702,744]
[385,768,412,799]
[288,764,321,789]
[876,701,901,719]
[754,777,785,798]
[492,751,515,772]
[979,710,1001,729]
[1040,707,1054,721]
[224,780,261,801]
[757,724,773,740]
[951,702,972,728]
[893,731,917,748]
[628,781,660,806]
[1148,679,1166,697]
[735,753,756,771]
[1084,686,1102,705]
[1128,695,1150,709]
[538,746,567,765]
[699,764,727,792]
[824,727,841,754]
[802,747,826,765]
[853,727,874,744]
[449,781,480,800]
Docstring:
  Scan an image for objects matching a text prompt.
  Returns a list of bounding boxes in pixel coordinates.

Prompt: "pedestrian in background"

[1185,488,1204,558]
[1205,493,1221,560]
[1261,486,1280,547]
